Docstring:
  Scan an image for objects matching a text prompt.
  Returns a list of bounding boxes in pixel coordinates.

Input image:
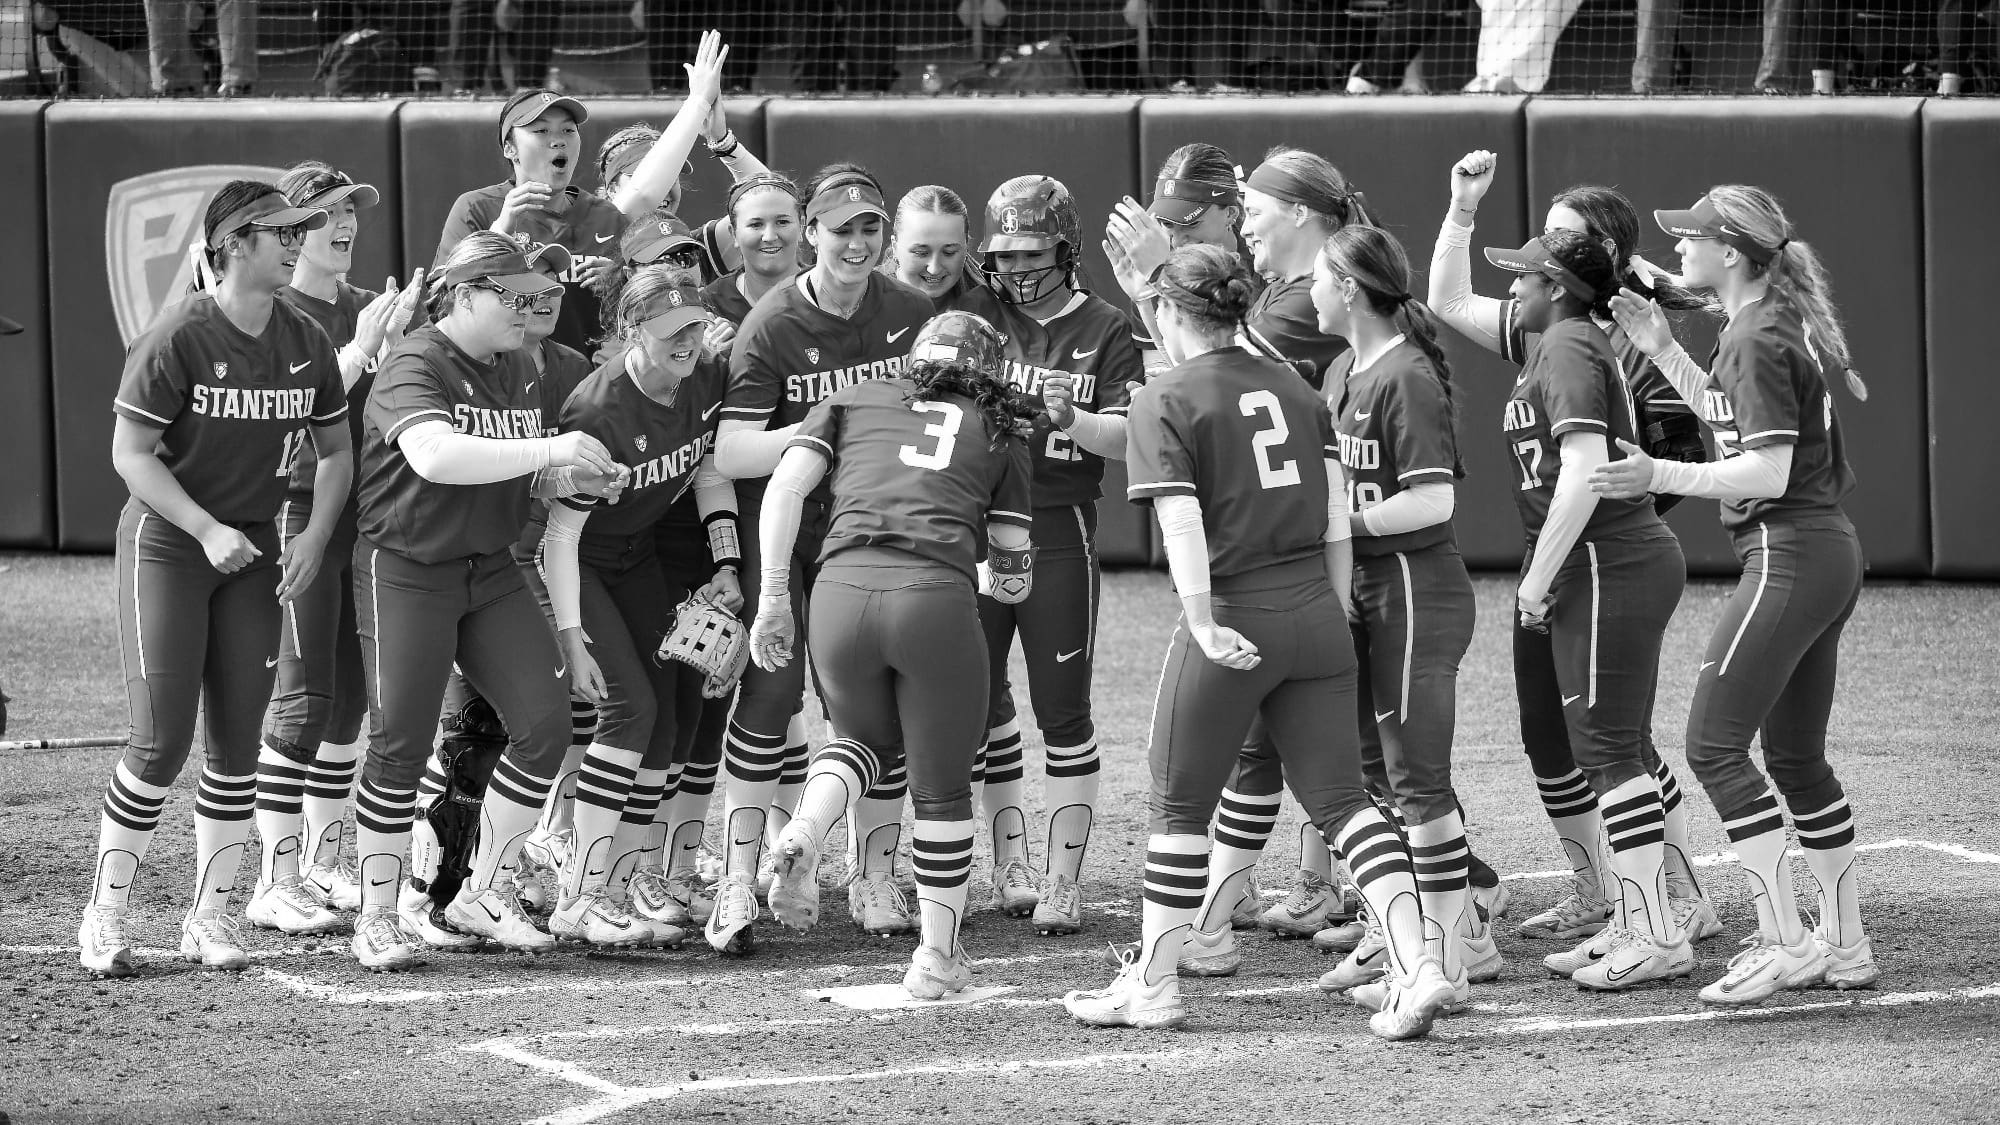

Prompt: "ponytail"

[1767,238,1867,401]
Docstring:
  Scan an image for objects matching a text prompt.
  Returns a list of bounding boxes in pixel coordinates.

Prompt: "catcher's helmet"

[907,310,1008,374]
[977,175,1079,304]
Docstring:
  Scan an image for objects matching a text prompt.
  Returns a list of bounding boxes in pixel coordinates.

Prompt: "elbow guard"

[987,543,1035,605]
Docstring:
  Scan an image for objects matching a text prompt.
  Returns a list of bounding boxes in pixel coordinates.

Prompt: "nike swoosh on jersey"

[265,656,279,668]
[1056,649,1083,663]
[555,664,568,679]
[1374,710,1397,723]
[1561,694,1582,706]
[1700,661,1718,672]
[1354,411,1372,421]
[288,360,312,374]
[595,233,615,243]
[886,327,911,343]
[526,381,537,394]
[1071,347,1098,360]
[702,404,720,420]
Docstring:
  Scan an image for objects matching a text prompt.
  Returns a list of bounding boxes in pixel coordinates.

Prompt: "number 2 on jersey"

[276,427,309,478]
[1239,390,1301,490]
[899,401,965,471]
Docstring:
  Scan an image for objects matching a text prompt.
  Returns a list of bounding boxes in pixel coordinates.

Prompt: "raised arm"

[1428,150,1510,357]
[609,31,728,219]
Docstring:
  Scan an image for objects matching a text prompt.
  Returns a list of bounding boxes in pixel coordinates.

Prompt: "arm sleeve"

[1324,455,1353,543]
[1061,407,1127,458]
[540,502,589,632]
[1648,342,1713,416]
[1650,443,1791,500]
[1124,385,1197,503]
[692,457,742,569]
[1428,214,1512,358]
[1520,432,1606,601]
[1358,481,1456,536]
[398,420,553,484]
[716,418,800,479]
[1154,493,1212,599]
[758,445,828,604]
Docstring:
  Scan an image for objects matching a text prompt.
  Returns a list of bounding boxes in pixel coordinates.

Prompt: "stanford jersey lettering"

[1701,388,1735,424]
[628,430,713,493]
[1335,431,1381,471]
[190,385,319,420]
[786,357,906,405]
[1003,359,1098,402]
[453,403,544,439]
[1502,399,1540,431]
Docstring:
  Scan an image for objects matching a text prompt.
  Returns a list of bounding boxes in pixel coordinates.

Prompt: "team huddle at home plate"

[83,30,1879,1043]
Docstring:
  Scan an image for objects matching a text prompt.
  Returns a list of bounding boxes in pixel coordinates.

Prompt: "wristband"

[707,131,740,157]
[987,543,1035,605]
[703,510,742,570]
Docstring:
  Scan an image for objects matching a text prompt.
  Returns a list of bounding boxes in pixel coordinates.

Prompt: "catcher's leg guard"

[415,696,508,908]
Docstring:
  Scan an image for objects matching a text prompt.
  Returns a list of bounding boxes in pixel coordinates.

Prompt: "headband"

[1244,162,1355,222]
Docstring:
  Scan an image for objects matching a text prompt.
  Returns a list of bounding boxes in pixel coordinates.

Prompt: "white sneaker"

[1462,926,1504,983]
[989,858,1040,917]
[302,858,362,911]
[521,826,574,875]
[755,849,779,898]
[1812,928,1879,990]
[1368,957,1454,1041]
[1317,910,1387,991]
[848,875,916,936]
[551,890,663,949]
[178,912,250,971]
[445,886,556,953]
[1672,893,1724,943]
[904,944,974,1000]
[78,904,138,978]
[695,838,724,888]
[247,875,344,935]
[1544,928,1617,978]
[397,884,482,951]
[632,868,712,927]
[1064,953,1186,1030]
[1515,882,1613,940]
[1472,879,1511,922]
[1698,932,1827,1007]
[1312,919,1366,954]
[512,865,549,914]
[704,874,758,955]
[1258,869,1334,937]
[766,819,822,932]
[1033,873,1083,936]
[1097,924,1240,978]
[1229,877,1264,930]
[351,908,427,971]
[1570,927,1694,991]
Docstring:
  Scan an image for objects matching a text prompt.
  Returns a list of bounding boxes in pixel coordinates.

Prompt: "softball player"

[437,32,728,354]
[81,182,350,978]
[945,175,1142,936]
[249,161,423,936]
[700,173,803,323]
[345,234,625,971]
[1432,150,1718,945]
[707,165,935,954]
[1594,187,1875,1005]
[539,268,739,948]
[1481,229,1690,990]
[753,311,1037,1000]
[1103,143,1245,356]
[888,185,977,305]
[1063,244,1449,1040]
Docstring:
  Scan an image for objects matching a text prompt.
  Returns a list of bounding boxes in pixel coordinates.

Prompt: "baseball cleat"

[1462,925,1504,983]
[1317,911,1388,991]
[1259,869,1334,937]
[246,874,344,936]
[1672,893,1725,943]
[766,820,823,932]
[1544,928,1616,978]
[302,858,362,911]
[351,908,427,972]
[550,890,655,949]
[1229,876,1265,930]
[78,905,138,979]
[1469,853,1508,920]
[397,884,482,951]
[1515,883,1613,940]
[1570,927,1694,991]
[445,886,556,953]
[178,912,251,971]
[848,875,916,936]
[521,826,574,877]
[632,868,712,927]
[511,865,549,914]
[989,858,1040,917]
[1812,929,1879,991]
[1064,952,1186,1030]
[1698,932,1827,1007]
[704,874,758,955]
[904,945,974,1001]
[1367,957,1455,1041]
[1312,919,1367,954]
[1033,873,1084,936]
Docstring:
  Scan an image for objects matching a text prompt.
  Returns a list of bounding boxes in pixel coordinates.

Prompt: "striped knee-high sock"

[1333,806,1426,981]
[1297,815,1335,881]
[1408,812,1474,978]
[537,699,596,836]
[469,758,557,895]
[354,777,417,914]
[766,713,811,846]
[1601,775,1673,943]
[1536,767,1609,902]
[851,762,907,881]
[1721,789,1805,946]
[1139,834,1208,987]
[567,744,641,900]
[1043,736,1100,883]
[790,738,882,847]
[980,720,1029,868]
[720,720,787,878]
[608,767,669,900]
[911,817,975,956]
[301,738,361,869]
[664,755,719,877]
[1653,759,1700,896]
[1786,791,1863,947]
[91,762,168,910]
[254,743,309,887]
[1194,789,1279,935]
[192,769,257,918]
[408,755,449,890]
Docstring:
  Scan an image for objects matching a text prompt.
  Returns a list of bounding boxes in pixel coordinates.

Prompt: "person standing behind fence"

[1465,0,1580,94]
[144,0,258,95]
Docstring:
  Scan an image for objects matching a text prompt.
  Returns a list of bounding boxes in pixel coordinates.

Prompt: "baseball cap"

[498,89,588,144]
[1653,194,1778,265]
[287,167,380,212]
[632,275,714,339]
[622,214,701,266]
[206,192,329,248]
[521,240,574,277]
[806,178,890,228]
[1148,175,1238,227]
[441,249,562,295]
[1483,235,1598,305]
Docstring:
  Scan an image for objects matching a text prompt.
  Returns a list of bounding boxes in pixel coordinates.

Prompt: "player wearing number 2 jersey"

[949,174,1142,936]
[1063,244,1449,1041]
[80,182,349,979]
[752,311,1037,1000]
[1594,187,1875,1007]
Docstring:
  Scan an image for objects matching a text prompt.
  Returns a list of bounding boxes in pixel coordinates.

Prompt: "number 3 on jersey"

[900,401,964,471]
[1239,389,1301,490]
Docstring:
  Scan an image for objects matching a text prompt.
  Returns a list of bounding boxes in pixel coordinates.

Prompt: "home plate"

[804,983,1021,1009]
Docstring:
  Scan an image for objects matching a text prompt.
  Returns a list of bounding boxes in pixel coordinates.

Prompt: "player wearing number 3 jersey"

[752,311,1037,1000]
[1063,244,1450,1040]
[81,182,349,979]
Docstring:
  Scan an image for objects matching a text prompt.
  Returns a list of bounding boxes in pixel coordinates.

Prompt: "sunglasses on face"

[470,284,549,312]
[635,247,703,271]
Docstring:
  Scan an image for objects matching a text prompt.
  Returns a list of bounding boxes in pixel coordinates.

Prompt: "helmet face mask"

[977,175,1080,305]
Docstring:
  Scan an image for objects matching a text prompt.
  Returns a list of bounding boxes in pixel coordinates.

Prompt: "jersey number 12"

[276,428,309,478]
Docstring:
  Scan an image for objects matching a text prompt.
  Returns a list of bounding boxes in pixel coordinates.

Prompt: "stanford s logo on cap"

[847,186,862,203]
[1001,207,1021,234]
[666,291,683,307]
[105,163,285,345]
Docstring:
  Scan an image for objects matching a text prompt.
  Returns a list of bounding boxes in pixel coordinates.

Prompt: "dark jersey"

[1126,346,1335,583]
[114,293,346,523]
[1499,299,1701,446]
[1700,292,1856,532]
[791,378,1033,583]
[1501,318,1663,550]
[436,183,627,354]
[359,324,546,564]
[556,353,727,539]
[279,280,379,496]
[533,337,594,425]
[1329,339,1458,558]
[949,288,1143,509]
[701,269,757,326]
[1243,275,1349,393]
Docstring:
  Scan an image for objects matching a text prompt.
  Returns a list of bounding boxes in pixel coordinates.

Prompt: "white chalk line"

[1430,981,2000,1040]
[1498,838,2000,883]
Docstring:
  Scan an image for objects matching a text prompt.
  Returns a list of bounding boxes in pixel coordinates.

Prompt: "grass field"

[3,552,1999,1125]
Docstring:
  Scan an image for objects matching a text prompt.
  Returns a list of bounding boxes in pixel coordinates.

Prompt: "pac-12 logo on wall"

[105,164,284,345]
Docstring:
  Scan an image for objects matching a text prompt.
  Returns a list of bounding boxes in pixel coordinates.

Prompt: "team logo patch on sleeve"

[104,163,286,345]
[463,380,476,395]
[806,348,820,364]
